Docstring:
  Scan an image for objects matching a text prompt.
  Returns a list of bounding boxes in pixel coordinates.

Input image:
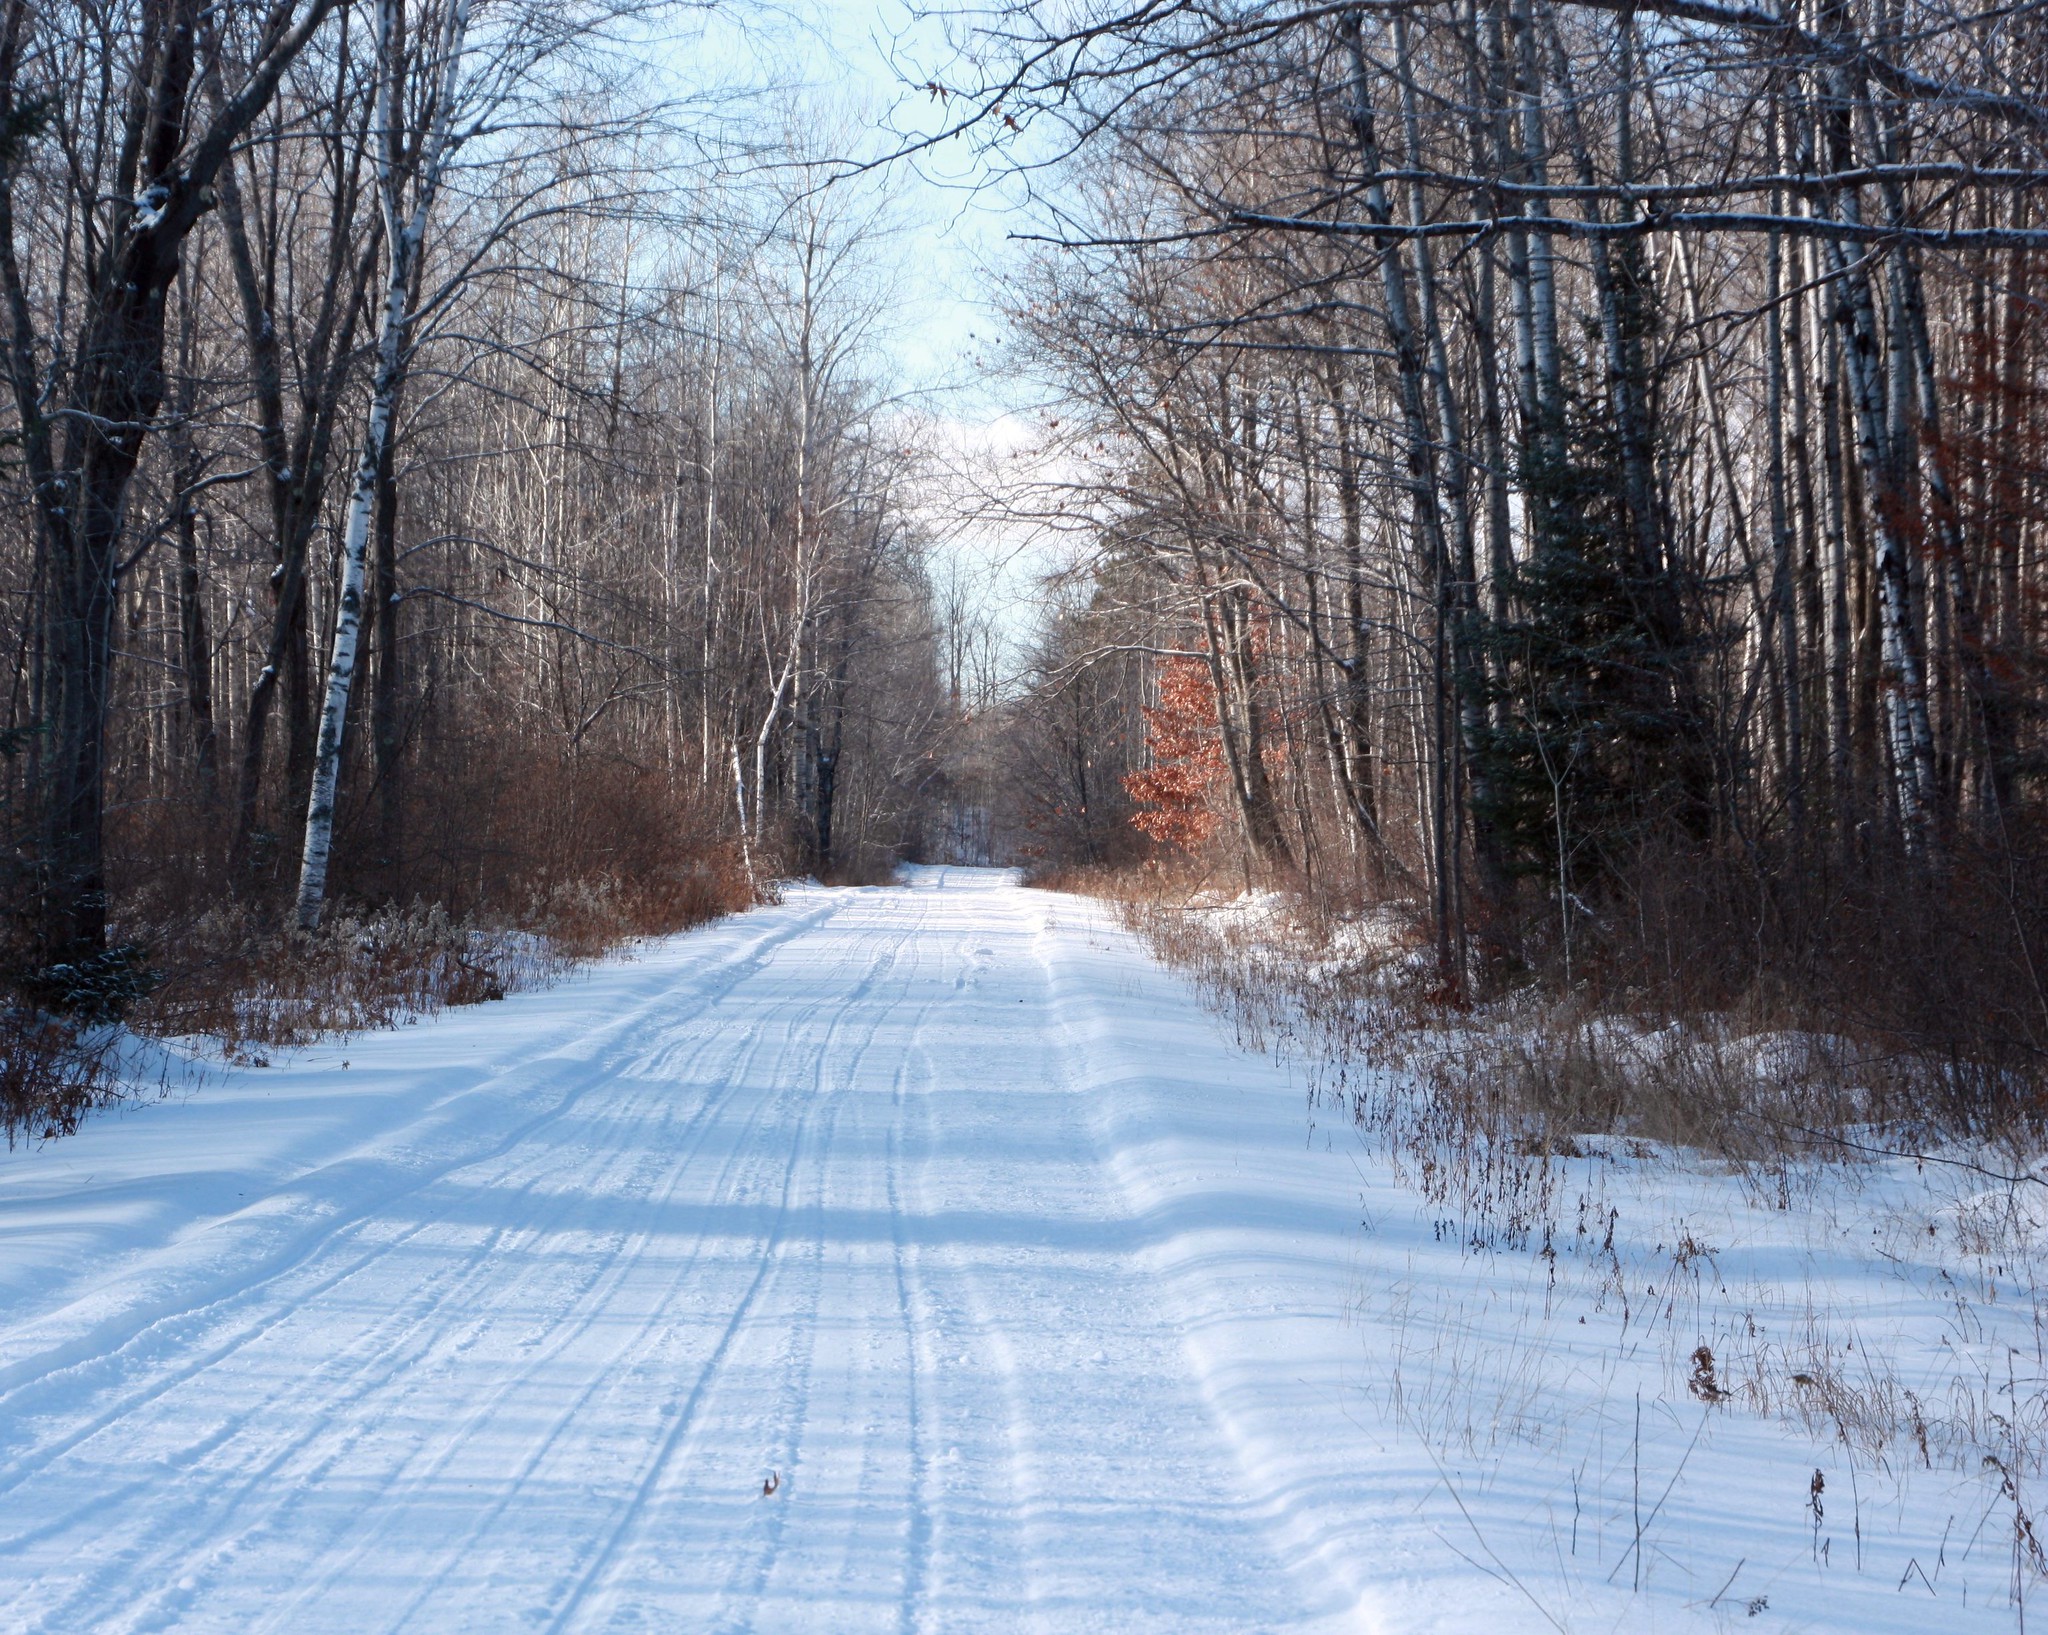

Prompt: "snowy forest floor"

[0,867,2037,1632]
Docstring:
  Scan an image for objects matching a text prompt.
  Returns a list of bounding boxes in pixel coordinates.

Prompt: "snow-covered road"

[0,870,1382,1633]
[3,868,2021,1634]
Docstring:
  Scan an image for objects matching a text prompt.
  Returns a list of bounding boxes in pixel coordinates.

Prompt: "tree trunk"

[371,430,404,884]
[296,292,405,928]
[297,0,469,928]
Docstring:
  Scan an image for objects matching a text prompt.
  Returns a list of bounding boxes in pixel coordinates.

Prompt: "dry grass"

[131,902,563,1057]
[0,836,764,1136]
[7,722,769,1143]
[0,1007,130,1146]
[131,844,761,1057]
[1116,881,2042,1232]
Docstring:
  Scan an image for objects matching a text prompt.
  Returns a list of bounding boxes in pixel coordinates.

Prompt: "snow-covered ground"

[0,868,2035,1631]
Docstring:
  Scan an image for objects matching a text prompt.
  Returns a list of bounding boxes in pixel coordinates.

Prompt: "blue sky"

[762,0,1023,402]
[787,0,1068,643]
[680,0,1066,654]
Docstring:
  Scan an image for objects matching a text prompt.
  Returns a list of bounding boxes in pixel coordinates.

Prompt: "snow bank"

[1045,889,2045,1631]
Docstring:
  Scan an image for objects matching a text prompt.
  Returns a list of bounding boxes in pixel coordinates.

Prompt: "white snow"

[0,868,2035,1631]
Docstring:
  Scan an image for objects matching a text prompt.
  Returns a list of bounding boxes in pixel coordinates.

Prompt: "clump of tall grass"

[0,1005,128,1147]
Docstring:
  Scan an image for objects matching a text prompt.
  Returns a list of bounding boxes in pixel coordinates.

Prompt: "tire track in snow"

[697,924,923,1629]
[888,903,1065,1634]
[903,885,1069,1635]
[0,895,842,1461]
[220,973,845,1635]
[1022,891,1363,1631]
[1,899,857,1634]
[222,912,906,1634]
[706,893,947,1633]
[324,917,913,1635]
[887,1017,936,1635]
[574,923,906,1634]
[876,898,992,1635]
[543,911,919,1634]
[274,942,868,1635]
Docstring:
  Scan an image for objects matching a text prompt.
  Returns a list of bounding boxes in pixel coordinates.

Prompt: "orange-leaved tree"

[1124,657,1224,851]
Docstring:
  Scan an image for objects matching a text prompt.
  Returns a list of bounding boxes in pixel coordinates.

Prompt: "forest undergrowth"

[2,824,764,1148]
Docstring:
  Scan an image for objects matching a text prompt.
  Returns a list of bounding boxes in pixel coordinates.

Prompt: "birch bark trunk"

[296,0,471,929]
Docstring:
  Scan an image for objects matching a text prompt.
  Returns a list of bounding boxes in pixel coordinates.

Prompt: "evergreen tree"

[1478,241,1704,900]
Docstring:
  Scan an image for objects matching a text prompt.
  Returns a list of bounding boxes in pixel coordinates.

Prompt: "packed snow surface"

[0,869,2030,1631]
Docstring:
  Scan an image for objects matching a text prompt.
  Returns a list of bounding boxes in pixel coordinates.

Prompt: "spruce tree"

[1478,240,1703,903]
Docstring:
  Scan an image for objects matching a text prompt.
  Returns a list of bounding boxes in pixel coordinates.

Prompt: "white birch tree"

[295,0,474,928]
